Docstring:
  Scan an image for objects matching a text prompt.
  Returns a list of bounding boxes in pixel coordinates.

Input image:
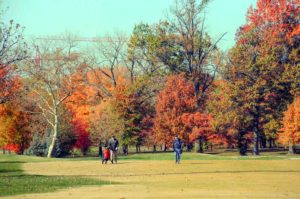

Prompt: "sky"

[1,0,257,50]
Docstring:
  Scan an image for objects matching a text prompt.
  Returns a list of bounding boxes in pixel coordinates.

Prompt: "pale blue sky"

[2,0,257,50]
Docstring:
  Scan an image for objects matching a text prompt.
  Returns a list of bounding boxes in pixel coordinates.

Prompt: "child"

[102,146,112,164]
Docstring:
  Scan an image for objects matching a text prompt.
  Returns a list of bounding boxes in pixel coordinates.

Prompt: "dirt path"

[4,160,300,199]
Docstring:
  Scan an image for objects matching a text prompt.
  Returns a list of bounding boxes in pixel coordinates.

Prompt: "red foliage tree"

[72,119,91,155]
[0,102,32,154]
[181,112,213,152]
[153,73,213,151]
[154,73,196,147]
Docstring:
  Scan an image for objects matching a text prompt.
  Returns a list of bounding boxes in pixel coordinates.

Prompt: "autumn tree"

[181,112,212,152]
[130,1,225,104]
[207,80,239,149]
[0,98,33,154]
[224,0,299,155]
[64,65,130,150]
[88,99,124,145]
[128,0,225,151]
[112,75,158,154]
[279,97,300,154]
[166,0,226,106]
[154,73,213,152]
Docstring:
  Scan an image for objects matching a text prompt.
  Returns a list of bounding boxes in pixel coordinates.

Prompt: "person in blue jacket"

[172,135,183,164]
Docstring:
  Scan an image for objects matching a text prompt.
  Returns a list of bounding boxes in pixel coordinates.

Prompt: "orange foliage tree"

[181,112,213,152]
[153,73,213,152]
[0,102,32,154]
[64,66,129,152]
[279,97,300,154]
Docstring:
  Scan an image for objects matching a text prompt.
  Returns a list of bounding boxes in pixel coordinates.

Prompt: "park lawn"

[1,152,300,198]
[0,155,109,197]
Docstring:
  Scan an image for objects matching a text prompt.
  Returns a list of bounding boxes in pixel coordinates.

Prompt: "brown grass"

[4,159,300,199]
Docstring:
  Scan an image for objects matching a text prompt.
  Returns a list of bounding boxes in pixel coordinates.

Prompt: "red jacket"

[104,148,110,159]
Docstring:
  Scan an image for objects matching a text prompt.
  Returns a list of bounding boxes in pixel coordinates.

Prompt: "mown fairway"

[1,153,300,199]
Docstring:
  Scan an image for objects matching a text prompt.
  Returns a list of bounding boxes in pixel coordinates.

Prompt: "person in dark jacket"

[172,135,183,164]
[108,135,119,163]
[98,142,103,160]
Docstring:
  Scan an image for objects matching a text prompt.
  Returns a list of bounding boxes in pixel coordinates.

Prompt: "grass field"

[1,152,300,199]
[0,155,108,197]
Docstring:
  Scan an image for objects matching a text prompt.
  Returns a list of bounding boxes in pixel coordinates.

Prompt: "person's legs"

[110,150,114,163]
[174,149,179,163]
[113,151,118,163]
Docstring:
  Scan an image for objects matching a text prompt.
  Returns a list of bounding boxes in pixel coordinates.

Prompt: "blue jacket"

[172,139,182,150]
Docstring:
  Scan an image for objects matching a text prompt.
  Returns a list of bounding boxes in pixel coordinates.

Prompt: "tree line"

[0,0,299,157]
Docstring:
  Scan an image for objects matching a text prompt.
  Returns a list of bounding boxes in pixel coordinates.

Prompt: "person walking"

[108,135,119,164]
[172,135,183,164]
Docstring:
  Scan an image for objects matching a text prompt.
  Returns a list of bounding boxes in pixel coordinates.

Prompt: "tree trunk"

[253,116,260,156]
[122,145,128,155]
[239,140,247,156]
[19,142,25,155]
[260,133,267,149]
[47,114,58,158]
[187,143,193,152]
[135,145,141,153]
[195,137,204,153]
[288,143,296,154]
[163,144,167,152]
[272,139,277,148]
[153,145,156,152]
[2,148,5,154]
[268,138,273,148]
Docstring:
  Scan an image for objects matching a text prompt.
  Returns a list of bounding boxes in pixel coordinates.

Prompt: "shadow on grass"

[0,169,23,173]
[205,152,220,155]
[0,158,110,197]
[0,161,27,164]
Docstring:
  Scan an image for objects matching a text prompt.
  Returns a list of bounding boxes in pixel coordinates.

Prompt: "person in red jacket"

[102,145,112,164]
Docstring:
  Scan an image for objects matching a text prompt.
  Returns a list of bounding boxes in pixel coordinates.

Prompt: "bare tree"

[169,0,226,106]
[92,32,127,87]
[0,19,28,104]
